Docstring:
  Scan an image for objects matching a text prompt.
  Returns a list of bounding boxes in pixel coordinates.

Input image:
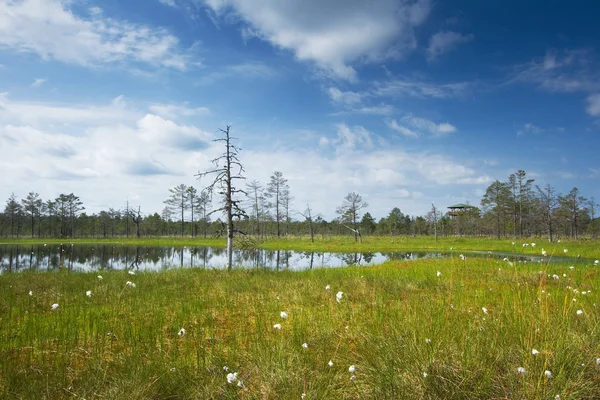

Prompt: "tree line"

[1,171,597,241]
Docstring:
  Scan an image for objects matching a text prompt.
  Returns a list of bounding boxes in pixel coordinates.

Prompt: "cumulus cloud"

[203,0,432,80]
[0,0,192,70]
[426,31,473,61]
[0,95,490,219]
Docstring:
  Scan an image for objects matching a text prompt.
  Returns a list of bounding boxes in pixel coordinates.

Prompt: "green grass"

[3,235,600,259]
[1,256,600,399]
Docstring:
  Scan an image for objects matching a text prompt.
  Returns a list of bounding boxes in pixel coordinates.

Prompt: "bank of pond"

[1,244,596,273]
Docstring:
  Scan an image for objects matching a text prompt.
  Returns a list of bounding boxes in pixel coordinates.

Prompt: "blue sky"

[0,0,599,220]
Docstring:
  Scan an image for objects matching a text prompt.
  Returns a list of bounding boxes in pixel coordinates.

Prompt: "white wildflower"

[437,271,442,277]
[226,372,238,384]
[280,311,288,319]
[223,366,229,372]
[459,254,466,260]
[532,348,539,355]
[576,310,583,315]
[531,243,536,247]
[425,338,431,344]
[570,266,574,270]
[302,343,308,349]
[422,372,428,378]
[542,249,547,257]
[325,285,331,291]
[544,370,553,378]
[126,281,136,287]
[482,307,488,314]
[51,303,59,310]
[350,375,355,381]
[517,367,527,374]
[273,323,281,330]
[523,243,529,247]
[301,393,306,399]
[348,365,356,373]
[336,291,344,303]
[97,275,103,280]
[28,290,32,296]
[128,270,135,275]
[237,380,244,388]
[564,249,568,253]
[328,360,333,367]
[86,290,92,297]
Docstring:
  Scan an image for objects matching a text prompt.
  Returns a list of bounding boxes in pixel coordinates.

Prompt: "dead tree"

[196,126,247,269]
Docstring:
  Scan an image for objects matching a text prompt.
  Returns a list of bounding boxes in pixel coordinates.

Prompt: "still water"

[0,244,586,273]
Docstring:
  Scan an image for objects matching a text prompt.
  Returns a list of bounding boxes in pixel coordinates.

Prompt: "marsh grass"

[1,254,599,399]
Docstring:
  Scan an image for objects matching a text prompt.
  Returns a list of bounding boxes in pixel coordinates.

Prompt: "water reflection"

[0,244,590,273]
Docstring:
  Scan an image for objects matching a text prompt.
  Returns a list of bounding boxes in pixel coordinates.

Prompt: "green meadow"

[1,239,600,399]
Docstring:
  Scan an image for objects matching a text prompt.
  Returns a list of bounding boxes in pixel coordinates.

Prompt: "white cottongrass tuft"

[51,303,59,311]
[237,380,244,388]
[523,243,529,247]
[328,360,333,367]
[97,275,103,280]
[86,290,92,297]
[544,370,553,378]
[273,323,282,330]
[336,291,344,303]
[325,284,331,290]
[437,271,442,277]
[596,358,600,366]
[348,365,356,373]
[128,270,135,275]
[226,372,238,384]
[542,249,547,257]
[425,338,432,344]
[178,328,186,337]
[564,249,568,253]
[422,372,428,378]
[280,311,288,319]
[517,367,527,374]
[532,348,540,355]
[28,290,33,296]
[576,310,583,315]
[223,366,229,372]
[126,281,136,288]
[555,395,561,400]
[459,254,466,260]
[482,307,488,314]
[302,343,308,349]
[531,243,536,247]
[301,393,306,399]
[595,260,599,265]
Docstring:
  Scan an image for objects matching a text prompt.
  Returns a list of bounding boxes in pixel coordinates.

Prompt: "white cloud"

[517,122,542,136]
[197,62,275,85]
[426,31,473,61]
[0,0,191,70]
[510,50,600,93]
[387,114,456,137]
[0,92,140,128]
[387,119,418,138]
[586,94,600,117]
[30,78,47,88]
[148,104,211,119]
[401,114,456,136]
[0,95,491,219]
[203,0,432,81]
[372,78,470,98]
[159,0,178,7]
[327,87,361,105]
